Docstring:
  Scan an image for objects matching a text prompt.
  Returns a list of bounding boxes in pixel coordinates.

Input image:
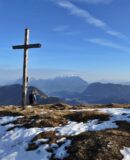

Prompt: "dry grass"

[42,103,73,110]
[27,131,57,151]
[0,105,111,128]
[0,107,23,116]
[7,114,67,129]
[65,111,110,123]
[115,121,130,133]
[32,131,57,143]
[75,103,130,109]
[65,129,130,160]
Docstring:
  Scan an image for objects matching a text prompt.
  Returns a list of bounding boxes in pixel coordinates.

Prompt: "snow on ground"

[120,147,130,160]
[0,127,49,160]
[56,108,130,136]
[1,108,130,159]
[0,116,23,125]
[0,117,71,160]
[54,140,71,159]
[98,108,130,123]
[0,116,23,137]
[56,119,118,136]
[98,108,130,116]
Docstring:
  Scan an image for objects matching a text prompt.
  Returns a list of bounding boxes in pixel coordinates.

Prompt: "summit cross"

[12,28,42,109]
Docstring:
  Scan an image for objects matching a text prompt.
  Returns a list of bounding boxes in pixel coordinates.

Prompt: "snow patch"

[0,116,23,137]
[0,127,51,160]
[120,147,130,160]
[54,140,71,159]
[56,119,117,136]
[0,116,23,125]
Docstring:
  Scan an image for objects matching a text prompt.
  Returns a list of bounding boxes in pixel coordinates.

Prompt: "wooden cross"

[12,28,42,109]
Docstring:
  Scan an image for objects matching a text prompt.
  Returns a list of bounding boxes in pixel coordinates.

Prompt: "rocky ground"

[0,103,130,160]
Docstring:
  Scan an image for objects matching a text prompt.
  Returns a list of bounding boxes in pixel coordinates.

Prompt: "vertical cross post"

[22,29,29,108]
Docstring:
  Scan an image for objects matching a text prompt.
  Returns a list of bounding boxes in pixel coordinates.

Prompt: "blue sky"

[0,0,130,83]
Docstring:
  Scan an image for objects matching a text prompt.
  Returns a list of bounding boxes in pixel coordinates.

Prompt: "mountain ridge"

[13,76,89,94]
[0,84,62,106]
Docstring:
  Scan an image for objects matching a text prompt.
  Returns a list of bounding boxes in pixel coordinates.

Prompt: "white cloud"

[106,30,130,42]
[54,0,130,42]
[87,38,130,53]
[70,0,113,4]
[106,30,120,36]
[53,24,80,36]
[56,0,106,28]
[53,25,69,32]
[64,31,80,36]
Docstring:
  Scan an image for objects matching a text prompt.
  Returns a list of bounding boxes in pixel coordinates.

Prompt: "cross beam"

[12,28,42,109]
[13,44,41,49]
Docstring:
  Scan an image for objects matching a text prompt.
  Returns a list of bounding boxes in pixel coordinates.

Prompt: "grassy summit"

[0,103,130,160]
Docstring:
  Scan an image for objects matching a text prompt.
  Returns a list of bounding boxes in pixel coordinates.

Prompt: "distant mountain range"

[49,82,130,104]
[0,84,62,106]
[79,83,130,104]
[2,77,130,105]
[14,76,88,94]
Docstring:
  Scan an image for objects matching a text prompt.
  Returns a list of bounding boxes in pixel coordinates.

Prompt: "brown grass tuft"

[65,130,130,160]
[115,121,130,133]
[65,111,110,123]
